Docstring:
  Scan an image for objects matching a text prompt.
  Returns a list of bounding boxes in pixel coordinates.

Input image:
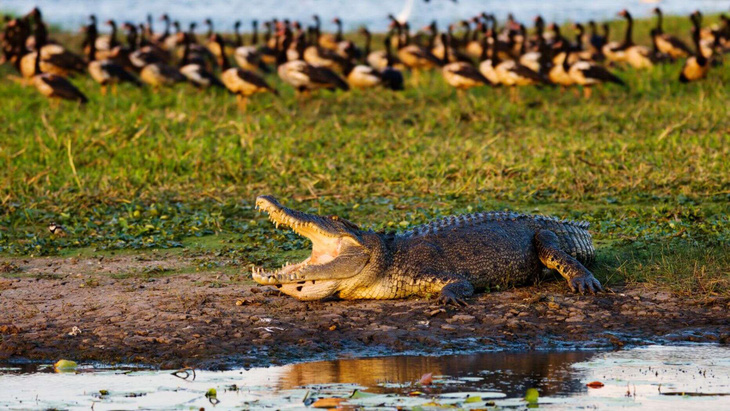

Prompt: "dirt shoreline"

[1,256,729,370]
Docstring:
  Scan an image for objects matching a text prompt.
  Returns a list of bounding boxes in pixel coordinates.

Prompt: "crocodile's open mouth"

[252,196,366,287]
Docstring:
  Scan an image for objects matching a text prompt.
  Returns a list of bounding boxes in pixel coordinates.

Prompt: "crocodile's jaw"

[252,195,369,298]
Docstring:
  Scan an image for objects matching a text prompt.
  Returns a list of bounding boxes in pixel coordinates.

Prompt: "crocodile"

[252,195,603,304]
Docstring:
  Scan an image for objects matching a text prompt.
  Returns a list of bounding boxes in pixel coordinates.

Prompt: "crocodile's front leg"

[535,230,603,294]
[409,271,474,306]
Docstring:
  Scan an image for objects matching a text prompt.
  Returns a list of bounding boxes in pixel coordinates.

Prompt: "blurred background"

[4,0,730,32]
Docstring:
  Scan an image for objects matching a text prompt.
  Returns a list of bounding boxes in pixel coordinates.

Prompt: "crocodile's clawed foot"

[568,274,603,295]
[438,291,469,307]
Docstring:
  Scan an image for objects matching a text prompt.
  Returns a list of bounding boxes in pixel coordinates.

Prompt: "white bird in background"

[396,0,416,24]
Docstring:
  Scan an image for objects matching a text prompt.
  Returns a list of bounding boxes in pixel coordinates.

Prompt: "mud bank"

[1,257,728,369]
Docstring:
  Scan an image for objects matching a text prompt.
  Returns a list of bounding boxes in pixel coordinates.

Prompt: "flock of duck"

[1,7,729,107]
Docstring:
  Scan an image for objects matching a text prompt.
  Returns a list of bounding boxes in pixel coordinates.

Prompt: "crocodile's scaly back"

[400,212,594,265]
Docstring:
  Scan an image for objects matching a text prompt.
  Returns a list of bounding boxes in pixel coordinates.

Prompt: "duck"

[566,49,625,98]
[331,17,360,59]
[361,26,403,70]
[20,10,85,78]
[478,35,501,86]
[679,15,711,83]
[259,21,278,64]
[233,20,269,73]
[378,35,405,91]
[652,8,692,59]
[213,34,277,110]
[393,21,440,82]
[86,23,142,94]
[617,10,654,69]
[587,20,607,57]
[569,23,598,63]
[548,49,574,88]
[30,36,87,104]
[489,21,546,90]
[303,24,351,73]
[312,15,337,50]
[152,14,172,46]
[179,33,225,89]
[277,29,349,95]
[465,19,485,59]
[127,23,170,70]
[602,22,627,64]
[439,33,490,92]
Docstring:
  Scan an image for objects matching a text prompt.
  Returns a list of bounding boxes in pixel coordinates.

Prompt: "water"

[3,0,730,33]
[1,345,729,409]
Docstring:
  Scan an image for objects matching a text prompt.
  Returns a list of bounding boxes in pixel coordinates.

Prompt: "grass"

[0,14,728,297]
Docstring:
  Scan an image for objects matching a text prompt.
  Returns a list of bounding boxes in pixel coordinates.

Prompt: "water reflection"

[1,345,729,409]
[279,350,594,397]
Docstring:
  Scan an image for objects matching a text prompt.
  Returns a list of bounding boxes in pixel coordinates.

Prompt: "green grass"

[1,14,728,297]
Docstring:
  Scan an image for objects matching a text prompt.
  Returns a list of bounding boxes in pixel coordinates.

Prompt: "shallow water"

[3,0,730,32]
[1,345,729,409]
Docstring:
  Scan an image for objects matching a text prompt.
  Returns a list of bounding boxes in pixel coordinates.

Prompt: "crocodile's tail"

[531,216,595,266]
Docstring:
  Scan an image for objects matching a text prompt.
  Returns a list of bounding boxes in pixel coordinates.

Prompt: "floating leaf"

[525,388,539,404]
[350,390,377,399]
[586,381,605,388]
[54,359,78,372]
[311,397,345,408]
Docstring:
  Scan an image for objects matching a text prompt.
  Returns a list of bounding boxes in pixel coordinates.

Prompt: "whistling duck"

[440,33,490,92]
[233,21,269,73]
[617,10,654,69]
[548,50,574,88]
[277,29,349,95]
[602,23,627,64]
[20,10,85,78]
[478,35,501,86]
[213,34,276,110]
[162,20,181,50]
[587,21,607,58]
[566,49,625,99]
[465,19,485,58]
[259,21,278,64]
[137,27,183,88]
[379,35,405,91]
[303,24,351,73]
[94,19,122,60]
[679,16,711,83]
[569,23,598,63]
[345,33,404,91]
[179,33,225,89]
[153,14,171,45]
[692,11,722,59]
[331,18,360,59]
[652,8,691,59]
[312,15,337,50]
[127,23,170,70]
[205,18,228,59]
[361,26,384,69]
[361,27,403,70]
[487,20,546,91]
[394,21,440,82]
[30,37,87,104]
[86,23,142,94]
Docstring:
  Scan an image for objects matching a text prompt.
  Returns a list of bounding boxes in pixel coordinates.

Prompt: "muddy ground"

[1,255,728,370]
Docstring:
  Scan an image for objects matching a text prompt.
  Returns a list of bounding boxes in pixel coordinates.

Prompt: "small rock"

[447,314,475,323]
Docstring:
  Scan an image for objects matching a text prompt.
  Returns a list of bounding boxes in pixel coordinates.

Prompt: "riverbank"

[1,255,727,369]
